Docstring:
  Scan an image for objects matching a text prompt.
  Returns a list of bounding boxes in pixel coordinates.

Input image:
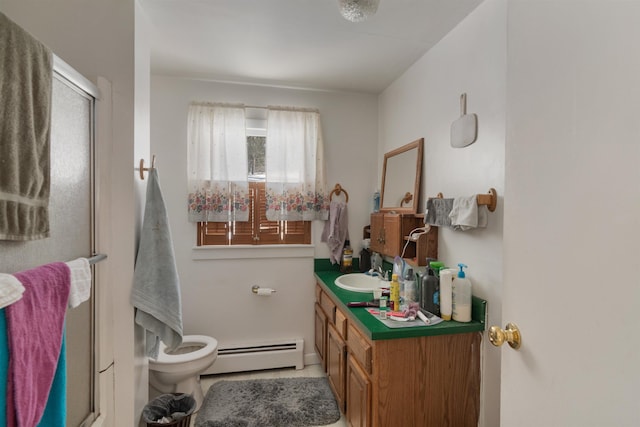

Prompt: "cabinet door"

[369,213,384,254]
[346,354,371,427]
[383,213,401,256]
[314,303,328,371]
[327,323,347,412]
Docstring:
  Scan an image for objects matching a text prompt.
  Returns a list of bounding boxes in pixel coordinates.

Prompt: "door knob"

[489,322,521,349]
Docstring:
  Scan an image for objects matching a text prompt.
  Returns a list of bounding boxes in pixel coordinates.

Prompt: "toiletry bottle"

[439,268,454,321]
[373,190,380,213]
[422,261,444,316]
[403,268,416,308]
[379,296,388,319]
[389,273,400,312]
[452,263,472,322]
[341,240,353,273]
[359,246,371,273]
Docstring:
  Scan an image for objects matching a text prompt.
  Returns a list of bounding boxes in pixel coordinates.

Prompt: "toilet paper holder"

[251,285,276,295]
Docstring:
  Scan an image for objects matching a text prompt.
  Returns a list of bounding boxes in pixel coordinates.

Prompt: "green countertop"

[314,260,486,341]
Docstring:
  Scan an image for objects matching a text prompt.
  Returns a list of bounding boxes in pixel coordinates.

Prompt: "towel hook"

[399,192,413,207]
[329,183,349,203]
[139,155,156,180]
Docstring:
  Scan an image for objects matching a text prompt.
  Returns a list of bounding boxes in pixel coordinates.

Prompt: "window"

[197,182,311,245]
[195,117,311,246]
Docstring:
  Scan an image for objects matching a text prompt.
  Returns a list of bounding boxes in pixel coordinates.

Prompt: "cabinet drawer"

[315,283,322,302]
[347,323,372,375]
[335,307,348,339]
[320,291,336,324]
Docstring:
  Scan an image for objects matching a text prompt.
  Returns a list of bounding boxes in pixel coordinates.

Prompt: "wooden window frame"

[197,182,311,246]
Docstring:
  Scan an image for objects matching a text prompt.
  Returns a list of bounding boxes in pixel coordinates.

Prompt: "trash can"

[142,393,197,427]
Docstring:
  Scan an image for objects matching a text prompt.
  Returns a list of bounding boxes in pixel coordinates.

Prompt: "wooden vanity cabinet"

[346,354,371,427]
[326,322,347,412]
[315,281,481,427]
[369,212,437,266]
[314,303,327,370]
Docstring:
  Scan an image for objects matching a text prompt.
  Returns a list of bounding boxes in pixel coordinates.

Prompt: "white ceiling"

[140,0,483,94]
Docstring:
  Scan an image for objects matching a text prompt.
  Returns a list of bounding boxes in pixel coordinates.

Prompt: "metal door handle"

[489,322,521,349]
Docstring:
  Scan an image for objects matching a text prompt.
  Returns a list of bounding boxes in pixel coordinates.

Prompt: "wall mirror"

[380,138,423,214]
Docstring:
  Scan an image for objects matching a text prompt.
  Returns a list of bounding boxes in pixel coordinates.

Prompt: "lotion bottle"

[452,263,472,322]
[439,268,454,321]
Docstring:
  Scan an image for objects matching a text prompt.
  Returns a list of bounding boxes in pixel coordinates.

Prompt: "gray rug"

[195,377,341,427]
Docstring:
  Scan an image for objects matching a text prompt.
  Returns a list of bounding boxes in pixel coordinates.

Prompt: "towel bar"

[431,188,497,212]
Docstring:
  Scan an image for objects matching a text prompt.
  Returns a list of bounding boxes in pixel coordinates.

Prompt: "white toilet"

[148,335,218,409]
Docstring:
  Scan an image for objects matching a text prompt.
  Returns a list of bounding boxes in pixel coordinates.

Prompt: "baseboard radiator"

[203,338,304,375]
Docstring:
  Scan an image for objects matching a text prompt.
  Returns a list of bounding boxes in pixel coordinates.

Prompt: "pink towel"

[5,262,70,427]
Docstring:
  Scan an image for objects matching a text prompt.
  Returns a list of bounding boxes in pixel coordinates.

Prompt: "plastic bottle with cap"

[421,260,443,316]
[340,240,353,273]
[439,268,454,321]
[390,273,400,312]
[402,268,416,311]
[452,263,472,322]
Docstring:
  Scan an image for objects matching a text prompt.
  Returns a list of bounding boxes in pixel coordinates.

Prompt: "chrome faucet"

[368,262,389,280]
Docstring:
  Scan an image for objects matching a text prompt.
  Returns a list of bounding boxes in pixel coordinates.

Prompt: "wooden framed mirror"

[380,138,423,214]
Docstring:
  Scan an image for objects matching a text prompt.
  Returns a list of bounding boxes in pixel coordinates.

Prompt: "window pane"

[247,136,265,181]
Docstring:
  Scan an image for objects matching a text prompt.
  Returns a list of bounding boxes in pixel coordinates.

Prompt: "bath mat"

[195,377,341,427]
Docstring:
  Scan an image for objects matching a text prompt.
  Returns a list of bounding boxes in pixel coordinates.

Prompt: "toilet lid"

[152,335,218,365]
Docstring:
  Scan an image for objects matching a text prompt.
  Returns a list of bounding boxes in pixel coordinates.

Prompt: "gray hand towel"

[131,168,183,358]
[425,198,454,227]
[0,12,53,240]
[449,196,488,231]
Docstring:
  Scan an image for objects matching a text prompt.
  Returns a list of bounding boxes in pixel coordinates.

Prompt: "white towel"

[449,196,488,231]
[66,257,91,308]
[131,168,183,359]
[321,200,349,264]
[0,273,25,309]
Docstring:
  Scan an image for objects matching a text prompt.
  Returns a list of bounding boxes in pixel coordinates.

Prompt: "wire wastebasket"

[142,393,196,427]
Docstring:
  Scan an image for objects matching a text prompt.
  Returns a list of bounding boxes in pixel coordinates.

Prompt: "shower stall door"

[0,71,98,426]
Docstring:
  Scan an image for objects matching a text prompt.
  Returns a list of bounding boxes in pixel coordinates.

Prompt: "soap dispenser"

[452,263,472,323]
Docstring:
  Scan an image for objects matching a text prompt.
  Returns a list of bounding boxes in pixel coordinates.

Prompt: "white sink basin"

[334,273,389,293]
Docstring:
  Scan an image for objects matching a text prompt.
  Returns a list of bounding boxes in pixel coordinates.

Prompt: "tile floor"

[192,364,347,427]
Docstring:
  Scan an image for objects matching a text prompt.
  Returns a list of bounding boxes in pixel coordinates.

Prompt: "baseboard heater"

[203,338,304,375]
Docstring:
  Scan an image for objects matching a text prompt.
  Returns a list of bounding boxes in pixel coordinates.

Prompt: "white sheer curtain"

[265,107,329,221]
[187,103,249,222]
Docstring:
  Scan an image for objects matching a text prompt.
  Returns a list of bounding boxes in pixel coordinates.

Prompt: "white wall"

[378,1,506,426]
[150,76,378,363]
[1,2,138,426]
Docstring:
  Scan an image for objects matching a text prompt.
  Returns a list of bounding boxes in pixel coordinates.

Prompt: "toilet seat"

[150,335,218,366]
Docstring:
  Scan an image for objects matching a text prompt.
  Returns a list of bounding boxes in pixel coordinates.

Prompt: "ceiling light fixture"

[338,0,380,23]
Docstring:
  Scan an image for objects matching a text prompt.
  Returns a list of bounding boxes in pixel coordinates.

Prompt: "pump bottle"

[452,263,472,323]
